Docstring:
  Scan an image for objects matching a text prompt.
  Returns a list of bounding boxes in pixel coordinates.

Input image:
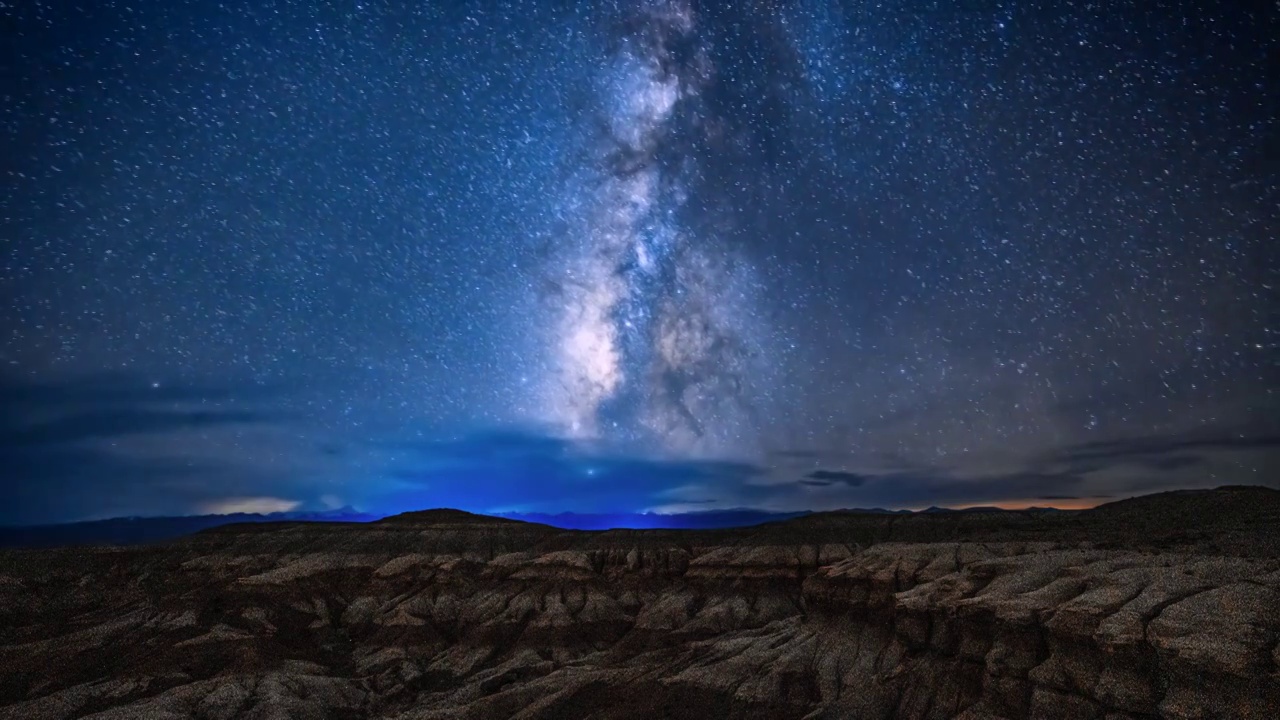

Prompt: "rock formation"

[1,487,1277,719]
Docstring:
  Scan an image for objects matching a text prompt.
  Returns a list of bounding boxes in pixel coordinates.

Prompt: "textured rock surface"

[1,487,1277,719]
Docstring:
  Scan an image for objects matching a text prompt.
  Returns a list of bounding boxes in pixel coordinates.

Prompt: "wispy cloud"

[2,372,1275,525]
[199,497,301,515]
[0,372,305,524]
[801,469,869,487]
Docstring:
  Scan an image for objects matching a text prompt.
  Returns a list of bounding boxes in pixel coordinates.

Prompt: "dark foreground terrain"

[2,487,1278,719]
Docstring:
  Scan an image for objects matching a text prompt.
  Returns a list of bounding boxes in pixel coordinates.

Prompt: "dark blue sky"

[2,0,1276,525]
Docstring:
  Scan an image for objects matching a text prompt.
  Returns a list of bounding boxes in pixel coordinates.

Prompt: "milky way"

[540,1,771,457]
[1,0,1275,523]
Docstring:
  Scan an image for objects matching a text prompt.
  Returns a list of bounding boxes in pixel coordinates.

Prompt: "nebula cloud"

[538,1,766,457]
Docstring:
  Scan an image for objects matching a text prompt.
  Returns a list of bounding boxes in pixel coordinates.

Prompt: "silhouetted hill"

[377,508,526,524]
[5,486,1277,554]
[0,507,380,548]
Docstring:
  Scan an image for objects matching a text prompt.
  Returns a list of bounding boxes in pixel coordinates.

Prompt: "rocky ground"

[1,486,1277,719]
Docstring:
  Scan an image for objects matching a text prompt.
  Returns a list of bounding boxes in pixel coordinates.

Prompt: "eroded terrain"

[2,488,1278,719]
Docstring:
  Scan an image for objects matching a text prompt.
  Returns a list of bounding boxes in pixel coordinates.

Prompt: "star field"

[1,0,1275,523]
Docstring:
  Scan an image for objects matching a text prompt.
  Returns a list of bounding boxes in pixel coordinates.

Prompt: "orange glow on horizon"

[960,497,1108,511]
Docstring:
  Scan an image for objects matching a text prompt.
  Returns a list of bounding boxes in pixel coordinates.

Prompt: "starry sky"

[2,0,1276,525]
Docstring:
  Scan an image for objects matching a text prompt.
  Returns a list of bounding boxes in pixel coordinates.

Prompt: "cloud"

[2,408,273,447]
[372,432,1089,514]
[769,426,1280,511]
[0,444,249,524]
[1012,430,1279,493]
[356,417,1280,516]
[768,449,823,460]
[3,371,1275,525]
[803,469,869,487]
[370,429,768,515]
[796,469,1088,511]
[1142,455,1206,471]
[199,497,301,515]
[0,371,284,449]
[1052,432,1280,468]
[0,372,303,525]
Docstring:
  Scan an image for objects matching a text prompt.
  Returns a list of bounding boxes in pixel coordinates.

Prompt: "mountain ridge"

[3,485,1276,550]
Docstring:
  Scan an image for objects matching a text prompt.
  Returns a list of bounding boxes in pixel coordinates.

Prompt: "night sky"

[2,0,1276,525]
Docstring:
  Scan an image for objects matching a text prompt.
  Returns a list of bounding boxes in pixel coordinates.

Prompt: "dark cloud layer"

[802,470,869,487]
[0,370,1274,524]
[0,374,303,524]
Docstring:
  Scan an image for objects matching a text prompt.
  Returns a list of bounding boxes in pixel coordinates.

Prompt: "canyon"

[1,486,1277,719]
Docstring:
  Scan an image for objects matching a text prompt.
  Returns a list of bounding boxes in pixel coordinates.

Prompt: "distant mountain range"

[491,505,1069,530]
[491,509,813,530]
[0,504,1069,548]
[0,507,380,549]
